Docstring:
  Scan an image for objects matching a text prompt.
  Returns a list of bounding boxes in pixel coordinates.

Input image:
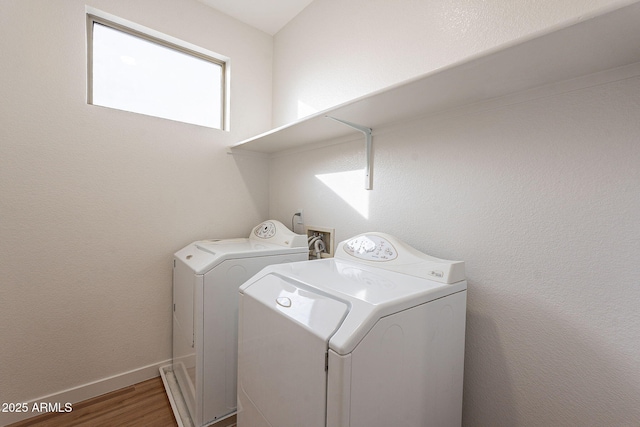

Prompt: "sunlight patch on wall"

[316,169,369,218]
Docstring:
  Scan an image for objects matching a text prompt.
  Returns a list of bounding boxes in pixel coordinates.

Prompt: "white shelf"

[231,1,640,154]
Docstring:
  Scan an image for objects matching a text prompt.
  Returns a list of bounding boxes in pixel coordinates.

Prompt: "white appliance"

[237,232,467,427]
[161,220,308,427]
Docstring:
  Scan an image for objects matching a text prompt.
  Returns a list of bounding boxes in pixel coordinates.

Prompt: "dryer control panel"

[250,220,307,248]
[254,221,277,239]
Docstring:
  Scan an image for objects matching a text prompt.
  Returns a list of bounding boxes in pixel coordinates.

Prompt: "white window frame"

[86,11,228,130]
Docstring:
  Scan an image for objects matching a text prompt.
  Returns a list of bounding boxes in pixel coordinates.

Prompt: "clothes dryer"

[162,220,307,427]
[237,232,467,427]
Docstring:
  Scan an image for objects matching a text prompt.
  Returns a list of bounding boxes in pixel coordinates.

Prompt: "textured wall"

[269,1,640,425]
[272,0,637,126]
[269,71,640,426]
[0,0,271,412]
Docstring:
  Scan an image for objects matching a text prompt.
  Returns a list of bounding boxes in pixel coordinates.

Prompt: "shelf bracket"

[325,116,373,190]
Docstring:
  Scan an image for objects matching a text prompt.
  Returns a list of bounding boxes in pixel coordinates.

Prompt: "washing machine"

[161,220,308,427]
[237,232,467,427]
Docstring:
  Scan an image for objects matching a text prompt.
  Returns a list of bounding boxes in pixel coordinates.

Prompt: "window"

[87,14,226,129]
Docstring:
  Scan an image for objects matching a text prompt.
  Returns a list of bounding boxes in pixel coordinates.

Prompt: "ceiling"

[196,0,314,35]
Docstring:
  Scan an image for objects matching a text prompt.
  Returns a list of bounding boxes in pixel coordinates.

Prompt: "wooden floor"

[8,377,178,427]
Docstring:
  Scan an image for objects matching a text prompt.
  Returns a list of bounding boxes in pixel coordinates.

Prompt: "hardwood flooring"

[8,377,178,427]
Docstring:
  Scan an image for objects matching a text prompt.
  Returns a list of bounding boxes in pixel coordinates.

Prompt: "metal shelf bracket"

[325,116,373,190]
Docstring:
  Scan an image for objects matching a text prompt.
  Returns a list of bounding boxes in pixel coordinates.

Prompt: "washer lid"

[240,273,346,427]
[241,273,349,342]
[241,259,467,355]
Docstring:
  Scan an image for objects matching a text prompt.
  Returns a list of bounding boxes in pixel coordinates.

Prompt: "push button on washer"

[276,297,292,308]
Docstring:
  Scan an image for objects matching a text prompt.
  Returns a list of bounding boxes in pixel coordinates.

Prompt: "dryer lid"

[175,237,307,276]
[176,238,303,274]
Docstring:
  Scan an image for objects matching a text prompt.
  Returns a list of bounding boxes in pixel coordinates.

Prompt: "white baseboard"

[0,359,171,426]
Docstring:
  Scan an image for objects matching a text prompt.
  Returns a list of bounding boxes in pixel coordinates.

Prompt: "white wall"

[272,0,638,126]
[270,70,640,427]
[270,0,640,425]
[2,0,639,425]
[0,0,271,420]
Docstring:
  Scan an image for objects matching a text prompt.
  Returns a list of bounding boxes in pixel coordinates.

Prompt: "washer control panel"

[337,232,466,283]
[343,235,398,261]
